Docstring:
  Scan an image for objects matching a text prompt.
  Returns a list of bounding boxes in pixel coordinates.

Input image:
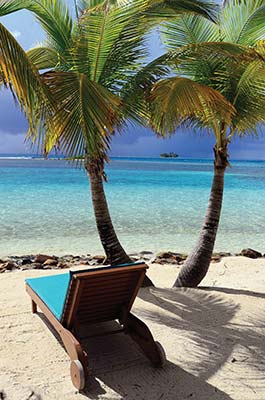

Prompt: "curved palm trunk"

[173,145,228,288]
[85,158,154,287]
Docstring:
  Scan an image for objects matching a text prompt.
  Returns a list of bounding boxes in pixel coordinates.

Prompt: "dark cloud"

[0,90,28,134]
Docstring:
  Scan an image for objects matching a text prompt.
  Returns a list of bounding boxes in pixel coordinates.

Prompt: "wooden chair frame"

[26,263,165,390]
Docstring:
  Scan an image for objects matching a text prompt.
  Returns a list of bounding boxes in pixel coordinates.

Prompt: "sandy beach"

[1,256,265,400]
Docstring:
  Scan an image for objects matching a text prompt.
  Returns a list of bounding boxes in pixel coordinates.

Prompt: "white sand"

[1,256,265,400]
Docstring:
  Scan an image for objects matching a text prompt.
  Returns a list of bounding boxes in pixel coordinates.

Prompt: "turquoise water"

[0,157,264,256]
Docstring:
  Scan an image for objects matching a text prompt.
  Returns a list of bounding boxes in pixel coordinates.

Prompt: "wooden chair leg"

[31,300,37,314]
[59,328,89,390]
[125,312,166,367]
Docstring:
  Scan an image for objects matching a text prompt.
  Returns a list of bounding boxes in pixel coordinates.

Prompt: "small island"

[160,152,179,158]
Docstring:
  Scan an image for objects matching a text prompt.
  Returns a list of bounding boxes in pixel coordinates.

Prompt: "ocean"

[0,156,264,257]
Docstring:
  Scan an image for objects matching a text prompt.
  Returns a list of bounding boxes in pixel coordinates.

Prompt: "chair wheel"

[155,341,166,366]
[70,360,85,390]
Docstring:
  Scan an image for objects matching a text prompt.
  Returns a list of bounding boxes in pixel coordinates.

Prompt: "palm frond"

[78,0,109,14]
[156,41,256,90]
[0,0,74,55]
[221,0,265,45]
[121,56,170,124]
[0,0,32,16]
[42,71,123,158]
[161,14,220,51]
[160,15,221,84]
[149,77,235,136]
[75,0,151,88]
[0,23,52,136]
[27,47,60,70]
[232,59,265,133]
[146,0,218,22]
[30,0,73,55]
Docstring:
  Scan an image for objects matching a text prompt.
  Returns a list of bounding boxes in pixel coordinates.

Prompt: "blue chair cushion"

[26,273,70,320]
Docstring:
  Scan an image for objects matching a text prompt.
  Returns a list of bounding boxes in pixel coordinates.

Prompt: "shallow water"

[0,157,264,256]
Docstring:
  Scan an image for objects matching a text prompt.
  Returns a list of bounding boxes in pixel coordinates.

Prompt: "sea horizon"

[1,153,265,162]
[0,156,264,257]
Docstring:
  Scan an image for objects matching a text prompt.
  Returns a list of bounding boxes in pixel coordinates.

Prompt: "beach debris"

[239,248,262,259]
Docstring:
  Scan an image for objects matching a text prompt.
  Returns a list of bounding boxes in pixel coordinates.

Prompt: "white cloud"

[11,30,21,39]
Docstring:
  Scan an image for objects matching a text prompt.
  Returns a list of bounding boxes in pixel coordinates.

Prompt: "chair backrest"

[61,262,148,328]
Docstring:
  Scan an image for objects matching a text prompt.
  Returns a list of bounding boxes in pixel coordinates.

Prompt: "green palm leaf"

[221,0,265,46]
[76,0,150,87]
[27,47,60,70]
[0,0,73,54]
[146,0,218,22]
[161,14,219,51]
[0,0,32,15]
[42,71,122,158]
[232,58,265,133]
[0,23,52,136]
[149,77,234,136]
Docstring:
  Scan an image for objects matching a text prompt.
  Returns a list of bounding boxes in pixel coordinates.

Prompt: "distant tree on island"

[160,152,179,158]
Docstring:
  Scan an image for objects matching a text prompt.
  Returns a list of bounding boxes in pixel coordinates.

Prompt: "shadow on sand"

[138,287,265,384]
[37,285,265,399]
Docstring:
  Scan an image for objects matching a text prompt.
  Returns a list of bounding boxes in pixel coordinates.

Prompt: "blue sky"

[0,2,264,159]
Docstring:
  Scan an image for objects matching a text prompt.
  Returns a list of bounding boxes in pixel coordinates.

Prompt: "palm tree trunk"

[173,145,229,288]
[85,158,154,287]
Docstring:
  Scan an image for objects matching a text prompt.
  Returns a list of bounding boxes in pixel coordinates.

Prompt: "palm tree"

[149,0,265,287]
[0,0,218,287]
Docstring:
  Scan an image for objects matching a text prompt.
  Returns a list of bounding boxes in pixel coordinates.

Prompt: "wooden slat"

[79,288,133,301]
[77,274,140,288]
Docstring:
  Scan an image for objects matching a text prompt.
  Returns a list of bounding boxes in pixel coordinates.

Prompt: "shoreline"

[1,248,264,273]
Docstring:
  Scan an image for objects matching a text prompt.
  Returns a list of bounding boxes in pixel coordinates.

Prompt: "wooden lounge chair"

[25,262,166,390]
